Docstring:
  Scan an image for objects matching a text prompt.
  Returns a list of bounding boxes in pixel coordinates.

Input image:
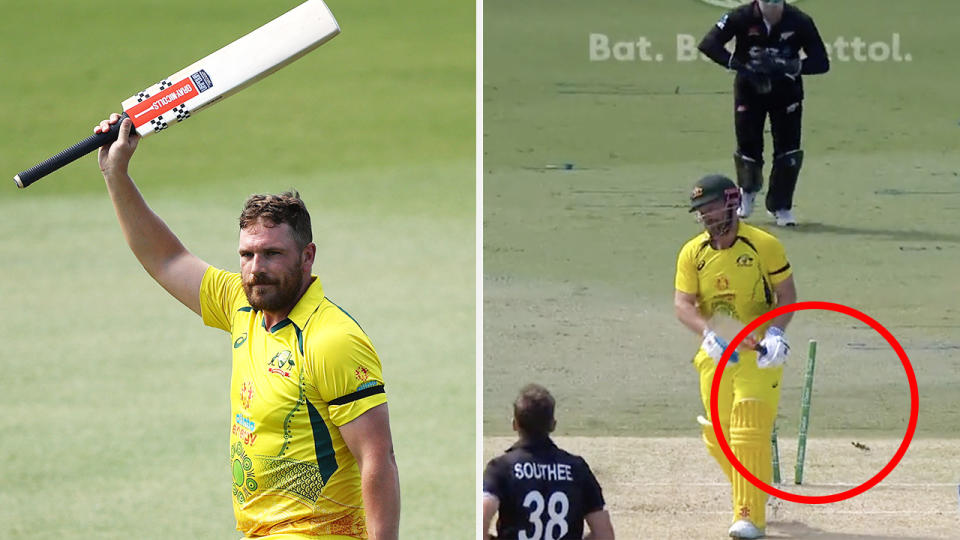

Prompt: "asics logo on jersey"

[234,333,247,348]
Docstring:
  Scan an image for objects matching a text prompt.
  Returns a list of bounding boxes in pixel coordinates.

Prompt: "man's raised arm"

[96,113,209,315]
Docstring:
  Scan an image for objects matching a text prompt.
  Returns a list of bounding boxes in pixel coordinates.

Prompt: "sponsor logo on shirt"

[737,254,755,267]
[234,333,248,348]
[716,13,729,29]
[716,275,730,290]
[240,381,254,410]
[354,366,370,382]
[267,350,295,378]
[233,413,257,445]
[356,380,380,392]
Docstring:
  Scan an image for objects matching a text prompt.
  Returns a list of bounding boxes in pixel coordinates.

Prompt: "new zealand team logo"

[267,350,295,378]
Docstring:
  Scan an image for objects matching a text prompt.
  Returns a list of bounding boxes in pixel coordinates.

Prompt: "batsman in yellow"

[674,174,797,539]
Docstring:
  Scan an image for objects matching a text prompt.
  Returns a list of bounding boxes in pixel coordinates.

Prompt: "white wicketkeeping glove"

[757,327,790,368]
[702,329,739,363]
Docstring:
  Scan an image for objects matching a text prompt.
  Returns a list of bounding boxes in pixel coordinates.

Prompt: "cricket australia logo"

[267,350,295,378]
[736,254,755,267]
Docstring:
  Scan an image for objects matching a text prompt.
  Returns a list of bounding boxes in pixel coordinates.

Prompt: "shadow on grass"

[770,520,941,539]
[787,222,960,244]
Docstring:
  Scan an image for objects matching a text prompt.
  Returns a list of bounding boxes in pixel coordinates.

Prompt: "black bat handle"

[14,113,131,189]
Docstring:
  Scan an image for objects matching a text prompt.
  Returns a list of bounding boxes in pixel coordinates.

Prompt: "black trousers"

[734,96,803,210]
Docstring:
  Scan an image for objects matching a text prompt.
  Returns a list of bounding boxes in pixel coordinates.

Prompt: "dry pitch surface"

[483,436,960,539]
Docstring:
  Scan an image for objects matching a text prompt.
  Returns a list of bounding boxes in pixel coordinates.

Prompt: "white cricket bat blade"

[122,0,340,136]
[14,0,338,189]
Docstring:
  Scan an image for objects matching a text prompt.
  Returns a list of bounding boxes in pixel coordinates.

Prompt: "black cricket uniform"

[483,438,605,540]
[698,1,829,212]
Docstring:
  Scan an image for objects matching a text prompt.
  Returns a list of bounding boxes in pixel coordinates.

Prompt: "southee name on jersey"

[513,462,575,482]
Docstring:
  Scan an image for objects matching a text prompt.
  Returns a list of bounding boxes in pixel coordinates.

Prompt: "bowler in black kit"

[482,384,614,540]
[698,0,829,227]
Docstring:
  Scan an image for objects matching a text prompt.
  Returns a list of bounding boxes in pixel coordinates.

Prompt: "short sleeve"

[311,329,387,426]
[579,458,605,514]
[757,235,792,285]
[199,266,246,332]
[482,457,506,499]
[675,241,701,294]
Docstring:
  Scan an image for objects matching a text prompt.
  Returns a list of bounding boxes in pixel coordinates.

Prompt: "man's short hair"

[514,384,556,438]
[239,190,313,249]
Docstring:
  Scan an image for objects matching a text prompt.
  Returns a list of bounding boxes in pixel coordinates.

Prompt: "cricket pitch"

[484,436,960,538]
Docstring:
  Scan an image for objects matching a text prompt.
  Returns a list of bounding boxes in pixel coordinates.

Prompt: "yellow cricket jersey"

[675,222,792,328]
[200,267,387,539]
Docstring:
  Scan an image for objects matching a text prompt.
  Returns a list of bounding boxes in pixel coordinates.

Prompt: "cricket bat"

[709,312,766,358]
[14,0,340,188]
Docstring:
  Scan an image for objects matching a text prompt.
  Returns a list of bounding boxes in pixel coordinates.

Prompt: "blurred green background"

[483,0,960,440]
[1,1,474,538]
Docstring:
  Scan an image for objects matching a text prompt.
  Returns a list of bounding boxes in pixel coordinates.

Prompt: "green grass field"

[0,1,474,538]
[484,0,960,442]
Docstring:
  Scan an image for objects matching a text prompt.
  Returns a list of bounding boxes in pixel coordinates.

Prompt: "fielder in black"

[698,0,829,227]
[482,384,614,540]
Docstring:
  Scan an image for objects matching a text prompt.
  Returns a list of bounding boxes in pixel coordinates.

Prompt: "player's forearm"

[481,495,498,540]
[675,298,709,336]
[769,280,798,331]
[102,170,190,279]
[584,509,615,539]
[698,29,734,69]
[800,52,829,75]
[769,306,795,331]
[360,452,401,540]
[801,22,830,75]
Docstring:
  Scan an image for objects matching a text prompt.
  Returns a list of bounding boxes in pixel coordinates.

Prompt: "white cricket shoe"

[729,519,765,539]
[770,209,797,227]
[738,189,756,218]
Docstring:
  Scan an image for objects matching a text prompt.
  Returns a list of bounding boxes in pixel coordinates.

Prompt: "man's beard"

[700,207,736,238]
[243,265,303,312]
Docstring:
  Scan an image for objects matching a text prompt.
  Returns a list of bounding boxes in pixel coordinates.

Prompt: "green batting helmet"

[689,174,738,212]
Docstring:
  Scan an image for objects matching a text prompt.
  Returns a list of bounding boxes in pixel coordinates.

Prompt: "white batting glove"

[757,327,790,368]
[702,329,739,363]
